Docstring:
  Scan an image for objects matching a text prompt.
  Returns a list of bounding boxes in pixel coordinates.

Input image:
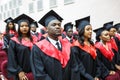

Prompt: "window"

[7,11,10,17]
[13,0,17,7]
[64,0,74,5]
[5,4,8,11]
[49,0,57,8]
[1,6,3,12]
[4,12,6,19]
[0,14,2,20]
[9,1,12,9]
[16,8,19,16]
[18,0,22,6]
[29,3,34,13]
[12,9,15,17]
[37,0,43,11]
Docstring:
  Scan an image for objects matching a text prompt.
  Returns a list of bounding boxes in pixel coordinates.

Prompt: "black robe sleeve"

[7,40,23,77]
[30,45,52,80]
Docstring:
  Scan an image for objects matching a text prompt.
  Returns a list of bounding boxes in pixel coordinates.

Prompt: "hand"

[18,71,28,80]
[109,71,116,75]
[94,77,99,80]
[0,74,8,80]
[115,64,120,70]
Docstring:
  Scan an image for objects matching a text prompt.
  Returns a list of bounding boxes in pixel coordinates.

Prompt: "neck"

[22,34,28,38]
[101,40,106,45]
[84,38,90,46]
[48,35,58,41]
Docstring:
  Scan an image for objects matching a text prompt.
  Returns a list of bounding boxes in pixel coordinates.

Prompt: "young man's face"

[66,28,73,38]
[47,19,62,37]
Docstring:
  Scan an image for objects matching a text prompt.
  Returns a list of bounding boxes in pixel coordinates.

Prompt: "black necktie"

[56,42,62,51]
[70,39,73,43]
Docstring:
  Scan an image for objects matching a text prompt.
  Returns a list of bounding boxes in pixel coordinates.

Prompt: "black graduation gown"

[96,42,120,71]
[114,36,120,54]
[71,46,101,80]
[3,32,16,52]
[7,38,32,79]
[30,38,81,80]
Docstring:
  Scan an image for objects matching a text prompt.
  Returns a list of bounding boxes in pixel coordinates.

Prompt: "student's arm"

[30,45,52,80]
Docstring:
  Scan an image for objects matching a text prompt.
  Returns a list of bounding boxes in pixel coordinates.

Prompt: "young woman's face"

[8,22,14,29]
[20,22,29,34]
[109,28,117,37]
[84,25,92,39]
[100,30,110,42]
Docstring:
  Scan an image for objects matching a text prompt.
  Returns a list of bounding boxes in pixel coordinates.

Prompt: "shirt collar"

[47,37,61,48]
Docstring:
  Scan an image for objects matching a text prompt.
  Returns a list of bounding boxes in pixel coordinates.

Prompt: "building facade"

[0,0,120,33]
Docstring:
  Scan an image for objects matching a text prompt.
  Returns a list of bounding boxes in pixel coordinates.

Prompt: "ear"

[46,27,48,32]
[99,36,102,40]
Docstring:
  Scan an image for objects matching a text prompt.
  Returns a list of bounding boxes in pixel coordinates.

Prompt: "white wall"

[0,0,120,35]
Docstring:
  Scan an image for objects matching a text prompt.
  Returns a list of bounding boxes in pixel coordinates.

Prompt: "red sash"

[36,38,71,68]
[95,42,114,61]
[73,40,97,59]
[11,37,33,50]
[109,38,118,52]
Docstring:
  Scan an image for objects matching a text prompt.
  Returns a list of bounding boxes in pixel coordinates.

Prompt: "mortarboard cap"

[114,23,120,29]
[93,27,104,41]
[30,21,39,28]
[63,22,73,32]
[4,17,13,23]
[38,10,63,27]
[75,16,90,30]
[13,14,34,25]
[103,21,114,30]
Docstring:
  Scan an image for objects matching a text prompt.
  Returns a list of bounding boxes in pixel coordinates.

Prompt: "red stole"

[109,38,118,52]
[11,37,33,50]
[36,38,71,68]
[73,40,97,59]
[95,42,114,61]
[3,30,17,36]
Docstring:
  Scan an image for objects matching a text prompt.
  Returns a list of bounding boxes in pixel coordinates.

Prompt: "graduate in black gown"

[30,10,93,80]
[3,17,17,52]
[94,27,120,80]
[30,21,42,41]
[7,14,37,80]
[62,22,75,43]
[72,16,102,80]
[103,22,120,55]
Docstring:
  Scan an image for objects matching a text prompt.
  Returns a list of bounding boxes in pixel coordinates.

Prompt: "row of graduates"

[0,9,120,80]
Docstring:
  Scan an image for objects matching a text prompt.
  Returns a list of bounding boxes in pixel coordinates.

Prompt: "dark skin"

[30,24,37,32]
[66,28,73,38]
[47,19,62,41]
[83,25,99,80]
[18,22,30,80]
[109,28,117,37]
[8,22,14,30]
[99,30,120,75]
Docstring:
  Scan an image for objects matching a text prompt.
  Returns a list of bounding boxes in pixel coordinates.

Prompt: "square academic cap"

[75,16,90,30]
[93,27,104,37]
[63,22,73,32]
[38,10,63,27]
[13,14,34,24]
[93,27,105,41]
[30,21,39,28]
[4,17,13,23]
[114,23,120,29]
[103,21,114,30]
